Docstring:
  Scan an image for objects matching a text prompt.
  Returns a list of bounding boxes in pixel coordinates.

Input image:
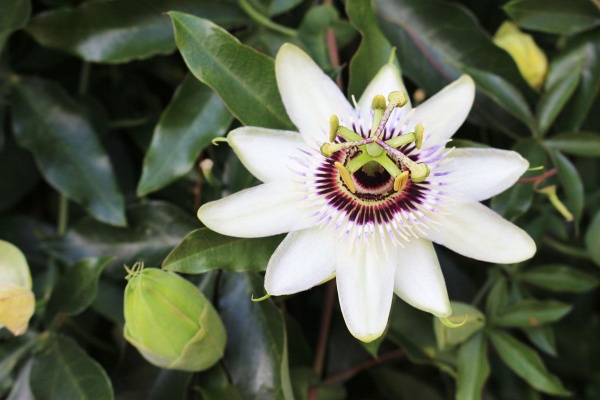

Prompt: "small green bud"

[123,264,226,371]
[0,240,35,336]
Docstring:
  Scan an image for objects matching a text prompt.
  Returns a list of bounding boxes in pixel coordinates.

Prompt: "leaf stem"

[322,348,404,385]
[517,168,557,184]
[57,194,69,236]
[238,0,298,37]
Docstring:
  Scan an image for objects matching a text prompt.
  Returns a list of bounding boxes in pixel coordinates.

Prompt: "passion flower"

[123,264,226,371]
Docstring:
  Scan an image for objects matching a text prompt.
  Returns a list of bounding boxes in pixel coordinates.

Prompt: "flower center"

[320,92,430,195]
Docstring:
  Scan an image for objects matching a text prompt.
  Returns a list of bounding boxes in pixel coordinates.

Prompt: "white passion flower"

[198,44,536,342]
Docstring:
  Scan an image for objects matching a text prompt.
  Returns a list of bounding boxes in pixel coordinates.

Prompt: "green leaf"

[463,67,537,134]
[518,264,600,292]
[162,228,283,274]
[201,386,245,400]
[45,257,112,321]
[245,0,302,17]
[551,150,584,223]
[218,272,294,400]
[0,0,30,52]
[456,333,490,400]
[297,5,339,70]
[30,335,114,400]
[137,75,232,196]
[43,201,198,279]
[544,132,600,157]
[373,0,534,135]
[537,54,583,136]
[370,368,444,400]
[488,330,569,396]
[170,12,294,130]
[346,0,395,98]
[585,209,600,267]
[491,299,572,328]
[11,77,126,226]
[0,131,39,213]
[504,0,600,35]
[433,302,485,351]
[486,274,510,317]
[149,370,192,400]
[6,358,33,400]
[91,278,125,325]
[523,326,557,356]
[25,0,246,63]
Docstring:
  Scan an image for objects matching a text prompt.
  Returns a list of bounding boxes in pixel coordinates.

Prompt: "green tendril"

[439,315,469,328]
[251,293,272,302]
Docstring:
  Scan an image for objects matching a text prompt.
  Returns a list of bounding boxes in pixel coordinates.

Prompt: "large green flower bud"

[0,240,35,336]
[123,264,226,371]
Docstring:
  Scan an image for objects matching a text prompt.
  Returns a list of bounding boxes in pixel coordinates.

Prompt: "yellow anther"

[329,115,340,142]
[394,171,409,192]
[414,124,424,150]
[335,161,356,193]
[320,143,335,157]
[409,163,430,183]
[371,94,386,111]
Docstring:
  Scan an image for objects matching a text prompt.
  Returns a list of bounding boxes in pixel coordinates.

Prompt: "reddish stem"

[517,168,557,184]
[323,348,404,385]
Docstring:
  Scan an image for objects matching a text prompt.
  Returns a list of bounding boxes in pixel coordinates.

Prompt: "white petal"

[197,180,313,238]
[411,75,475,147]
[336,243,396,342]
[394,239,451,317]
[228,127,308,182]
[276,44,353,145]
[426,199,536,263]
[357,64,411,127]
[265,227,336,295]
[437,148,529,201]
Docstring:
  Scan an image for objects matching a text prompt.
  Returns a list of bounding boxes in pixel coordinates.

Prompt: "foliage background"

[1,0,600,399]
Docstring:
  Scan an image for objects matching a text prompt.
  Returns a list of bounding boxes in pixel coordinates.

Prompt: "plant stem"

[57,195,69,236]
[323,348,404,385]
[517,168,557,184]
[239,0,298,37]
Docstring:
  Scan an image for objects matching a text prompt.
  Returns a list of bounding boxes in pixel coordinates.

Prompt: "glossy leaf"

[0,0,30,52]
[11,77,126,226]
[162,228,282,274]
[464,67,537,133]
[170,12,294,130]
[137,75,232,196]
[25,0,246,63]
[504,0,600,35]
[523,326,557,356]
[43,201,198,278]
[537,55,582,136]
[544,132,600,157]
[491,299,572,328]
[218,272,294,400]
[45,257,112,321]
[30,335,114,400]
[551,150,584,223]
[518,264,600,292]
[346,0,395,98]
[586,210,600,267]
[488,331,569,396]
[456,333,490,400]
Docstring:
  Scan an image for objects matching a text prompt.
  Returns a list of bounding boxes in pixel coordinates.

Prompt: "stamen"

[329,115,339,142]
[376,139,430,182]
[370,94,387,136]
[335,161,357,193]
[394,171,409,192]
[371,91,408,139]
[414,124,424,149]
[321,137,374,157]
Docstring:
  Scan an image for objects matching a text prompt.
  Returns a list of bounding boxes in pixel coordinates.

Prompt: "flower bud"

[123,264,226,371]
[0,240,35,336]
[493,21,548,91]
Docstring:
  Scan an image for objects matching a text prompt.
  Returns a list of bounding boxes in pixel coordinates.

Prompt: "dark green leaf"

[44,201,198,279]
[537,56,582,136]
[91,278,125,325]
[557,31,600,131]
[544,132,600,157]
[6,358,33,400]
[218,272,294,400]
[504,0,600,35]
[297,5,339,70]
[0,339,36,390]
[137,75,232,196]
[486,275,510,316]
[246,0,302,17]
[371,368,444,400]
[523,326,557,356]
[456,333,490,400]
[170,12,294,130]
[585,209,600,267]
[0,131,39,213]
[30,335,114,400]
[11,77,126,226]
[163,228,282,274]
[551,150,584,223]
[491,299,572,328]
[464,67,537,133]
[45,257,112,321]
[488,330,569,396]
[0,0,30,52]
[361,334,384,358]
[346,0,395,98]
[149,370,192,400]
[201,386,245,400]
[25,0,246,63]
[518,264,599,292]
